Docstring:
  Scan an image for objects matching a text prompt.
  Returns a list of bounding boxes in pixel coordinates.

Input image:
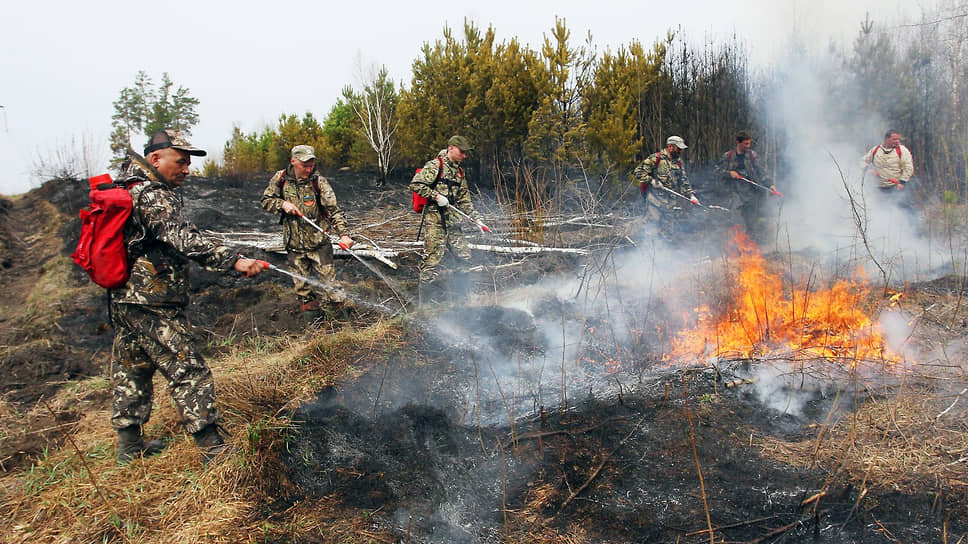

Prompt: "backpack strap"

[276,170,325,214]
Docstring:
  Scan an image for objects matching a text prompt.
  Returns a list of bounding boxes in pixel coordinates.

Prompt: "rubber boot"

[117,425,165,464]
[300,299,324,324]
[193,423,227,465]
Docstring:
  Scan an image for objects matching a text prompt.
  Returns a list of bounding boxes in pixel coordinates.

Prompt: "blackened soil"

[284,306,966,543]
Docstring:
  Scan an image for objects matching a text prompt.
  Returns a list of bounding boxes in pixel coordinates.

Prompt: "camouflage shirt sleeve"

[632,156,656,185]
[409,159,441,199]
[260,171,286,214]
[315,177,348,236]
[141,187,236,272]
[748,150,770,185]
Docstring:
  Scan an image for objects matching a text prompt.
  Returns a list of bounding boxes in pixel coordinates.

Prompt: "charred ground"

[0,170,966,543]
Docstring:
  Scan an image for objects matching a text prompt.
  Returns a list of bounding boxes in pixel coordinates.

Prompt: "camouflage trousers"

[419,211,472,283]
[287,245,344,303]
[110,303,218,435]
[730,187,768,238]
[644,191,686,241]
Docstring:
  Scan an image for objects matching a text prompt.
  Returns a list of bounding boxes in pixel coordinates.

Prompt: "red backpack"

[71,173,144,289]
[412,157,447,212]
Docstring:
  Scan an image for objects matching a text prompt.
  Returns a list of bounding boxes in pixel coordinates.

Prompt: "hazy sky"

[0,0,925,195]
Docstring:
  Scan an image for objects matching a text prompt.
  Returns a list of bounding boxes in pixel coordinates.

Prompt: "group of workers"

[107,126,913,466]
[631,129,914,241]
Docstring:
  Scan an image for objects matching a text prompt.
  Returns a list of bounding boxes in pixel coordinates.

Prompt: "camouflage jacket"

[111,165,237,307]
[260,165,348,251]
[409,150,481,223]
[715,148,770,196]
[632,150,694,207]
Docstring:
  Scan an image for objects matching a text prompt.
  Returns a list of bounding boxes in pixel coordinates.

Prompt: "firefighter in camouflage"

[261,145,354,320]
[632,136,700,240]
[409,135,487,301]
[111,129,264,465]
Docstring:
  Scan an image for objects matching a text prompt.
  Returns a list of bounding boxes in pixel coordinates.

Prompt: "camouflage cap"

[447,135,474,152]
[144,129,207,156]
[291,145,316,161]
[666,135,688,149]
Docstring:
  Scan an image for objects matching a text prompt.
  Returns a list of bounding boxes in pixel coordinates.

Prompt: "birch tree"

[344,61,399,186]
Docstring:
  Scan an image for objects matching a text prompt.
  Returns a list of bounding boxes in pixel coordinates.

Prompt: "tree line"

[113,10,968,197]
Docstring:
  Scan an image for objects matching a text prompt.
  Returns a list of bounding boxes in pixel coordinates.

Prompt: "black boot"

[193,423,227,465]
[116,425,165,464]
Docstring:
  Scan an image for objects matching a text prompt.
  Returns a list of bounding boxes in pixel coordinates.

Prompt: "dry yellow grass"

[0,318,406,544]
[758,376,968,509]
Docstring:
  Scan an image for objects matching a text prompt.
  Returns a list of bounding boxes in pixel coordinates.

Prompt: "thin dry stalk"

[559,412,647,509]
[681,375,715,544]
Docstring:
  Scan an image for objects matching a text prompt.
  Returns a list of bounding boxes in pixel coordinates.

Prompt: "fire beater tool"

[292,213,408,310]
[443,203,491,232]
[737,175,783,197]
[295,211,397,270]
[656,184,730,212]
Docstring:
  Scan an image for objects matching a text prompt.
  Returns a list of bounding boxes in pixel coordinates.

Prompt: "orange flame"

[668,228,903,366]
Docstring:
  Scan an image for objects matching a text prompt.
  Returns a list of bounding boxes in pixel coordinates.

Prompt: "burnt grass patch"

[3,173,967,542]
[282,304,966,543]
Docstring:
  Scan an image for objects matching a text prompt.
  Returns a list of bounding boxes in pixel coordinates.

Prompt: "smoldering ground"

[280,38,968,543]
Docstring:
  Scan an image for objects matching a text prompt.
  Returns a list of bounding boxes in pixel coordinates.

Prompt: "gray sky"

[0,0,923,195]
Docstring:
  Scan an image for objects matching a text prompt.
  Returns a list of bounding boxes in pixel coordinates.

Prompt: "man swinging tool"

[632,135,700,241]
[716,130,780,240]
[261,145,355,322]
[409,135,490,304]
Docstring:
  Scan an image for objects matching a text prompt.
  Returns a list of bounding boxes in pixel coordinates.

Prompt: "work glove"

[651,178,664,189]
[690,195,700,205]
[435,194,449,207]
[338,235,355,250]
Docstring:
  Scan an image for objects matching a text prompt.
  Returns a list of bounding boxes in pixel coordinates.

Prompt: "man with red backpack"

[110,130,264,465]
[861,129,914,192]
[261,145,354,321]
[410,135,487,303]
[632,135,700,241]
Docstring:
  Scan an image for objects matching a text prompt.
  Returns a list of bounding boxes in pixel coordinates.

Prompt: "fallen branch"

[515,416,629,443]
[358,213,408,231]
[559,413,647,509]
[936,387,968,420]
[468,243,587,255]
[685,515,781,537]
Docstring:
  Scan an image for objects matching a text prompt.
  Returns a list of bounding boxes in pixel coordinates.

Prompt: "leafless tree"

[345,56,399,186]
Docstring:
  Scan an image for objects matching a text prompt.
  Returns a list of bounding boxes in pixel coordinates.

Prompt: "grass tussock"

[759,378,968,506]
[0,318,407,544]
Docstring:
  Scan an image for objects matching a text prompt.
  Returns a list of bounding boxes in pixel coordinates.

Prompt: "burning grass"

[669,228,908,367]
